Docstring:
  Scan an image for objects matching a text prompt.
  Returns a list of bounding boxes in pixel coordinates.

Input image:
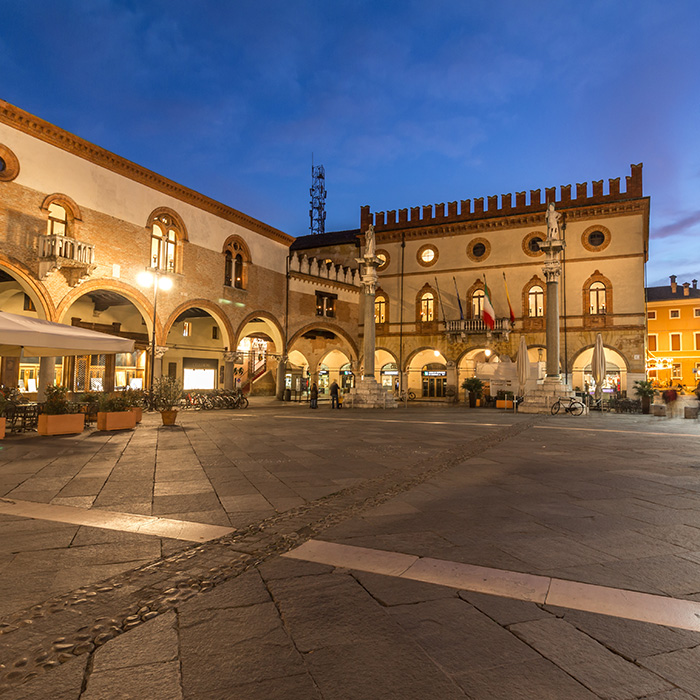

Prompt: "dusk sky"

[1,0,698,285]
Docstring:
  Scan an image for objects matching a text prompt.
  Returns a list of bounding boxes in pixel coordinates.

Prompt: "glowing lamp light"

[137,271,154,288]
[485,349,492,357]
[434,350,440,357]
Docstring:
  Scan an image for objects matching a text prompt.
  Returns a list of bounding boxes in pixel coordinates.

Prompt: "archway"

[376,348,398,392]
[235,313,284,396]
[406,348,447,400]
[318,348,353,394]
[572,344,630,394]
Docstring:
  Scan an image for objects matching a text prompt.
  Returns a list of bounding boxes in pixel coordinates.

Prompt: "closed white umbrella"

[591,333,606,401]
[517,336,530,394]
[0,311,135,357]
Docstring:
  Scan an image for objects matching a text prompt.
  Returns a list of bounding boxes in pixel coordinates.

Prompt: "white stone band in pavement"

[0,497,234,542]
[285,539,700,632]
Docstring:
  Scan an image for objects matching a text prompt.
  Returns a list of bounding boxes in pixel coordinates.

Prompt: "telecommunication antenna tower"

[309,159,326,235]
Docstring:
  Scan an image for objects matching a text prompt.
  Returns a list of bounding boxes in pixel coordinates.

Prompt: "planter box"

[652,404,666,417]
[496,400,514,409]
[0,417,5,440]
[38,413,85,436]
[130,406,143,423]
[685,406,699,419]
[97,411,136,431]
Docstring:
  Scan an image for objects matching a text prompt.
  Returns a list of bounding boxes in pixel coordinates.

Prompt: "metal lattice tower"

[309,162,326,235]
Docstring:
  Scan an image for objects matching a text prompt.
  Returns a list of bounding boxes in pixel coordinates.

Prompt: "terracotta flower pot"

[97,411,136,431]
[0,417,5,440]
[38,413,85,436]
[160,409,178,426]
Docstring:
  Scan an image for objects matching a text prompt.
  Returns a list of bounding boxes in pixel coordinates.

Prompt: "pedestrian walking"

[330,380,339,409]
[310,382,318,409]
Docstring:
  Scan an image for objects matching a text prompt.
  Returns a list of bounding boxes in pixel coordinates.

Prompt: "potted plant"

[633,380,655,415]
[153,377,182,425]
[38,385,85,436]
[122,388,145,423]
[495,390,514,410]
[96,392,136,431]
[461,377,484,408]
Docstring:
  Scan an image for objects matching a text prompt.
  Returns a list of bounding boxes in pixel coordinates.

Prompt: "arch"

[0,255,55,321]
[375,287,389,325]
[415,283,436,322]
[40,193,83,223]
[522,274,546,319]
[235,310,284,352]
[465,279,485,319]
[456,346,501,367]
[222,235,252,289]
[582,270,613,320]
[571,342,630,392]
[287,321,359,360]
[403,346,446,373]
[146,207,189,242]
[164,299,234,349]
[221,234,251,261]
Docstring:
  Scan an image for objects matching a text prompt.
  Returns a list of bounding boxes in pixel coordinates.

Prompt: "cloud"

[653,211,700,239]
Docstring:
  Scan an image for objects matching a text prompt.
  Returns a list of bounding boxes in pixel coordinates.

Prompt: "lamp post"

[137,269,172,409]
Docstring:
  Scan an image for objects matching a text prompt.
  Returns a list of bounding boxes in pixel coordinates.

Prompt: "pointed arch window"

[224,250,233,286]
[151,218,177,272]
[420,292,434,322]
[528,285,544,317]
[223,238,250,290]
[233,253,244,289]
[589,282,607,315]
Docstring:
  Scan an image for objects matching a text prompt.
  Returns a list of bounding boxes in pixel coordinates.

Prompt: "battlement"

[360,163,643,232]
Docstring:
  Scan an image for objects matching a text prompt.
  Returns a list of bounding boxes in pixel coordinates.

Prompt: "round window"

[472,242,486,258]
[588,231,605,247]
[0,157,6,173]
[377,252,387,267]
[528,237,543,253]
[420,248,435,263]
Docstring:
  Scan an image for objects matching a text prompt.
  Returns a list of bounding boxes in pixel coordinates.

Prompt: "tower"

[309,162,326,235]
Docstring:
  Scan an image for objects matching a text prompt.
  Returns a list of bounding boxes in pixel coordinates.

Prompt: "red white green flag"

[482,276,495,330]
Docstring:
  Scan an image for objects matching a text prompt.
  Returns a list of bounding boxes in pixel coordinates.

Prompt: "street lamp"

[137,269,172,408]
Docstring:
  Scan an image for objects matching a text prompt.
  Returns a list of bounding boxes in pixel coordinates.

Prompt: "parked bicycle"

[551,396,585,416]
[398,390,416,402]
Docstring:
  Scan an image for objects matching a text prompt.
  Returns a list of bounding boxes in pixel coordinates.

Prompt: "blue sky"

[1,0,698,285]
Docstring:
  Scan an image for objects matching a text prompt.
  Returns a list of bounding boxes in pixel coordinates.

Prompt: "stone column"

[363,281,377,378]
[154,346,168,380]
[446,360,457,402]
[37,357,55,401]
[223,352,236,390]
[275,355,287,400]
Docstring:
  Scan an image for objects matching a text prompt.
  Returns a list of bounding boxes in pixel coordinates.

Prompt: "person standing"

[310,382,318,409]
[329,380,339,409]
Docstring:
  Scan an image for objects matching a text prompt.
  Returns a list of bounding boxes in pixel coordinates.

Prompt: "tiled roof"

[646,284,700,301]
[290,229,361,251]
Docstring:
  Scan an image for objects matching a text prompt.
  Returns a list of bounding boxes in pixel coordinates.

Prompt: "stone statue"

[364,224,376,258]
[546,203,562,240]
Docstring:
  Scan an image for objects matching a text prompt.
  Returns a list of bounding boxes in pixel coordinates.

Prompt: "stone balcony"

[38,234,96,285]
[443,317,512,338]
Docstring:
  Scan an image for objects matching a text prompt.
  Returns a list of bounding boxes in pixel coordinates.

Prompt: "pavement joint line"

[285,539,700,632]
[534,425,700,438]
[0,498,233,542]
[271,414,510,427]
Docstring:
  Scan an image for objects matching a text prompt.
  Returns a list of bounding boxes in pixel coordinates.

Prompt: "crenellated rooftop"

[361,163,643,232]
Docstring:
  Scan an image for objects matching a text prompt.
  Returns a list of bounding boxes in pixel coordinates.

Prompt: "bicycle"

[398,390,416,402]
[551,397,585,416]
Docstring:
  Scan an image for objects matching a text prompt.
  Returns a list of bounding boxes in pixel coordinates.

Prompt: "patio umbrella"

[591,333,606,400]
[517,336,530,394]
[0,311,135,357]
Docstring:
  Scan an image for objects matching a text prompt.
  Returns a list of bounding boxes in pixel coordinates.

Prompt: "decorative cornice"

[289,270,360,293]
[0,100,294,247]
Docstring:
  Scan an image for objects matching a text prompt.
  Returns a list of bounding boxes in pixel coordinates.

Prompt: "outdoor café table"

[5,403,39,433]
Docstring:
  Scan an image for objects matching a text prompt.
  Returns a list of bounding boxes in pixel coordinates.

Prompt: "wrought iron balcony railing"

[443,318,512,334]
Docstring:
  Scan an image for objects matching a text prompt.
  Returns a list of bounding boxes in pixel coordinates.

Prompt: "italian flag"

[482,276,495,330]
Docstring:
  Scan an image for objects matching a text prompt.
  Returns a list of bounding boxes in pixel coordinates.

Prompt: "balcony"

[443,317,512,338]
[38,234,96,286]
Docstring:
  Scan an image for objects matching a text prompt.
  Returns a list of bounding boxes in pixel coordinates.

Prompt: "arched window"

[528,285,544,317]
[375,295,386,324]
[472,290,484,318]
[420,292,434,322]
[224,250,233,286]
[151,218,177,272]
[47,203,67,236]
[589,282,607,314]
[233,253,244,289]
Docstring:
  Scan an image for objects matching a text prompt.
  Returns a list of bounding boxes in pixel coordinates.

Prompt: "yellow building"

[646,275,700,390]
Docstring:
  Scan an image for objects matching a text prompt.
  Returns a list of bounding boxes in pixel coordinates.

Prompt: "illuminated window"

[47,203,67,236]
[233,253,244,289]
[472,290,484,318]
[375,296,386,324]
[183,321,192,337]
[528,286,544,317]
[224,239,248,289]
[421,248,435,263]
[316,292,336,317]
[376,252,388,270]
[418,246,438,266]
[672,363,681,378]
[589,282,606,314]
[648,335,657,352]
[151,218,177,272]
[420,293,434,322]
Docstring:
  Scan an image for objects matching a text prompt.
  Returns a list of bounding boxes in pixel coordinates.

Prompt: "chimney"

[683,282,690,296]
[670,275,677,293]
[693,279,698,289]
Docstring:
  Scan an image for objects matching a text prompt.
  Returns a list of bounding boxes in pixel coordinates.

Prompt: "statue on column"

[546,202,562,240]
[364,224,376,258]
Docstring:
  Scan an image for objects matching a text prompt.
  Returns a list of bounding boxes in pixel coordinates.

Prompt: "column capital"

[154,345,169,359]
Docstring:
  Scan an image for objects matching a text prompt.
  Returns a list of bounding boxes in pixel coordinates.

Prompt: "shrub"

[633,380,655,399]
[98,392,130,412]
[461,377,484,397]
[44,385,79,415]
[152,377,182,411]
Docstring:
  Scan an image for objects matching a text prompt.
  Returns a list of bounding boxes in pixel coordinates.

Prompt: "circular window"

[0,144,19,182]
[522,231,545,257]
[417,245,438,267]
[376,250,389,271]
[466,238,491,263]
[581,225,611,252]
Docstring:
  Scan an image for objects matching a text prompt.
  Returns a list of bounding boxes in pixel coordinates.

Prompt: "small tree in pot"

[633,380,655,415]
[461,377,484,408]
[38,385,85,435]
[153,377,182,425]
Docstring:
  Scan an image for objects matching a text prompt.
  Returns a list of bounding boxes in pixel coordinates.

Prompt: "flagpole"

[434,277,447,324]
[453,276,464,321]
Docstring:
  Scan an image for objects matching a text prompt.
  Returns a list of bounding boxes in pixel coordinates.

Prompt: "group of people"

[309,380,343,409]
